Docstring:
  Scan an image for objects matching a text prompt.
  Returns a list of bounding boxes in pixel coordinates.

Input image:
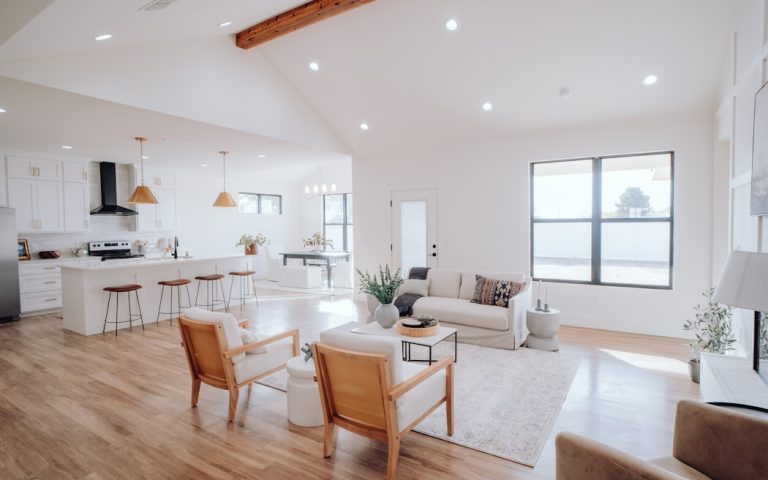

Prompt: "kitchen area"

[0,151,270,332]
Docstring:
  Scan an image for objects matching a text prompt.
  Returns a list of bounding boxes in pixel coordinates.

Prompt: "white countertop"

[22,256,98,264]
[59,255,247,271]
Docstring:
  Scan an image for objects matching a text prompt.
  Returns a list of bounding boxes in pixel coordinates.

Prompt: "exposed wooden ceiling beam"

[236,0,377,49]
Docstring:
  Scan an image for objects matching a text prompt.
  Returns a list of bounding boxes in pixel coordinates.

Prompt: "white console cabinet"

[700,353,768,410]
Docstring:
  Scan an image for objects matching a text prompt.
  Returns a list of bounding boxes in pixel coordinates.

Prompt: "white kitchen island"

[61,255,256,335]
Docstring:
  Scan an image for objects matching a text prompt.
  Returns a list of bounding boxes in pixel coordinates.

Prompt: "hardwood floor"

[0,291,699,479]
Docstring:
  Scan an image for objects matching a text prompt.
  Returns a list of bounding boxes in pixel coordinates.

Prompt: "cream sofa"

[411,269,532,349]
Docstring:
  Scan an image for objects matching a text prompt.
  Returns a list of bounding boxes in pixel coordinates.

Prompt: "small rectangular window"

[238,192,282,215]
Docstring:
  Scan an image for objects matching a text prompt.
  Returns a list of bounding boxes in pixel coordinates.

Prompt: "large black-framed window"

[323,193,353,251]
[530,151,674,289]
[238,192,282,215]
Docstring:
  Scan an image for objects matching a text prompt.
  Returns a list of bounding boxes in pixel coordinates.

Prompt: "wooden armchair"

[312,328,453,480]
[178,307,299,422]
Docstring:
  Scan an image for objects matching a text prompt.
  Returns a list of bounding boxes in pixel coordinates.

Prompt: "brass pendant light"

[126,136,159,204]
[212,150,237,207]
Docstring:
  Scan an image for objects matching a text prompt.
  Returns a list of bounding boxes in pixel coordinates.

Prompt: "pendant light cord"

[135,137,146,186]
[220,150,228,191]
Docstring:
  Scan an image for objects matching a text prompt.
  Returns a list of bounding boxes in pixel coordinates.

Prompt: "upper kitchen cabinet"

[8,178,64,232]
[7,156,61,181]
[133,164,178,232]
[63,182,90,232]
[62,161,89,183]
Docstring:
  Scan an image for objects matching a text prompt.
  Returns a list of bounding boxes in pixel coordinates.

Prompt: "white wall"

[353,112,714,338]
[714,0,768,357]
[175,171,301,259]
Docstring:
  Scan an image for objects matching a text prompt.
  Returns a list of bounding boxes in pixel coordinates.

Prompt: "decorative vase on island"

[245,244,257,255]
[688,359,700,384]
[374,302,399,328]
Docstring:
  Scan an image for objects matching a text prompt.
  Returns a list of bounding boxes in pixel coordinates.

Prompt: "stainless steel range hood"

[90,162,138,216]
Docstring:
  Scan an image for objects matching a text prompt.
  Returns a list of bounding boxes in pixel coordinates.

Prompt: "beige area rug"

[257,340,581,467]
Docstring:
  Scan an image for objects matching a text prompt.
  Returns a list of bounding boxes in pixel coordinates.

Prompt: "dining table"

[280,251,351,288]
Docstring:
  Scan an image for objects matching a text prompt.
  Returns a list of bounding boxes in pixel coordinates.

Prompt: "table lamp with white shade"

[713,250,768,380]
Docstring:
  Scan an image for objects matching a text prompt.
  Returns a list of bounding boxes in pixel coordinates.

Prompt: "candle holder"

[536,299,543,311]
[543,303,550,313]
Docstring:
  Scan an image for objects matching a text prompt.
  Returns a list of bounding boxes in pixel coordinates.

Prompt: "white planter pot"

[374,302,399,328]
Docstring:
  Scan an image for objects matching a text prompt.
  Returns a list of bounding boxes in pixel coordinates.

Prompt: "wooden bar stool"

[194,274,227,312]
[102,284,144,336]
[156,278,192,326]
[227,270,259,310]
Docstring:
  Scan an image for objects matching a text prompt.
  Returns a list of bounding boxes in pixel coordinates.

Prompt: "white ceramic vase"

[374,303,399,328]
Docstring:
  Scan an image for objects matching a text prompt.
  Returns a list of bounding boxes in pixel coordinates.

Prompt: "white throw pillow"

[398,279,431,297]
[239,328,268,354]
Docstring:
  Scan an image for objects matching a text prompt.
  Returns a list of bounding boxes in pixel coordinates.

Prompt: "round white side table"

[526,307,561,351]
[286,355,324,427]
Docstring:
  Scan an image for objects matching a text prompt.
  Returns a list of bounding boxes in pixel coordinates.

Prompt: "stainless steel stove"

[89,241,145,261]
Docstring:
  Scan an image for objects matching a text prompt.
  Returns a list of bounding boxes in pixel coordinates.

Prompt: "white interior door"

[391,189,438,276]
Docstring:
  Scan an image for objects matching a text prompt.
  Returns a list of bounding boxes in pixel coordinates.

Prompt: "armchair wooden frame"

[312,342,454,480]
[178,316,299,422]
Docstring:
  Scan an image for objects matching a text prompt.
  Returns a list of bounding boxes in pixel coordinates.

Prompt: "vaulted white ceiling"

[0,0,739,165]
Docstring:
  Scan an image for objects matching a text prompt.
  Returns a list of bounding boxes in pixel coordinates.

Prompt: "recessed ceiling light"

[643,74,658,86]
[309,61,320,71]
[94,34,112,41]
[559,87,571,98]
[0,107,6,113]
[141,155,150,159]
[360,123,369,131]
[61,145,73,150]
[445,19,458,31]
[200,163,208,167]
[482,102,493,111]
[218,21,232,27]
[257,154,266,158]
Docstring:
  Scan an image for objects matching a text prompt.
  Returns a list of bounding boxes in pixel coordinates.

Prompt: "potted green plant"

[357,265,404,328]
[303,232,333,251]
[236,233,267,255]
[683,287,736,383]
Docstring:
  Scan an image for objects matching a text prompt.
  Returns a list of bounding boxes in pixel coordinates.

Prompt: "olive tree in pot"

[357,265,404,328]
[683,287,736,383]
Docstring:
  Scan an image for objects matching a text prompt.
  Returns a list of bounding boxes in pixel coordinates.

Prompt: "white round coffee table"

[286,355,324,427]
[526,307,561,351]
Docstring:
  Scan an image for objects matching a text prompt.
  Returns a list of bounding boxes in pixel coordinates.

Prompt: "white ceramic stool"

[525,307,561,351]
[286,355,324,427]
[278,266,322,289]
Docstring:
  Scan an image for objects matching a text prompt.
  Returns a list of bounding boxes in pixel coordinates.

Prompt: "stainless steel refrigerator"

[0,208,20,322]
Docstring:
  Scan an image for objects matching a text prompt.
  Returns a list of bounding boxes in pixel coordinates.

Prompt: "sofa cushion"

[427,269,462,298]
[471,275,526,308]
[413,297,509,331]
[182,307,246,363]
[239,328,268,354]
[398,279,431,297]
[459,271,526,300]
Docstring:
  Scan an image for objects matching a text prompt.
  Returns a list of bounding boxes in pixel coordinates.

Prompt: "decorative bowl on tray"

[397,316,439,337]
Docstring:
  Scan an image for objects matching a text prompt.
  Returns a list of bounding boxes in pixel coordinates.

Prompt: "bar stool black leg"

[219,279,228,312]
[195,281,202,308]
[250,275,259,307]
[185,285,192,310]
[135,290,145,330]
[156,285,165,325]
[114,292,119,337]
[128,291,133,331]
[169,284,174,325]
[103,292,112,334]
[227,277,235,311]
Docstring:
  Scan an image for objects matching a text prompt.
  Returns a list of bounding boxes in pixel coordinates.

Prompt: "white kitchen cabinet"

[135,188,177,231]
[8,178,36,231]
[62,161,88,183]
[7,156,61,180]
[63,181,90,231]
[144,167,176,189]
[0,155,7,207]
[8,178,64,232]
[18,258,100,315]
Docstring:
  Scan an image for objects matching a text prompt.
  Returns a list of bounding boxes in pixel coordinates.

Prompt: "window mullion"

[592,157,602,284]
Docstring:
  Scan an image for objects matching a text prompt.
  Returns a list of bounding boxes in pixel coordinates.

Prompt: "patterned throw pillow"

[470,275,525,308]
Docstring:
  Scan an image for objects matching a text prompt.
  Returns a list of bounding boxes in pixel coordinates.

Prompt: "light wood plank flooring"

[0,291,699,479]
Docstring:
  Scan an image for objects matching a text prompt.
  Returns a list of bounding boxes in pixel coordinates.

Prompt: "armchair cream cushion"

[181,307,245,363]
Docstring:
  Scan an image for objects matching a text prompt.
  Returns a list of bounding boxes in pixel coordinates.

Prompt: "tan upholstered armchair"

[178,308,299,422]
[556,399,768,480]
[312,328,454,480]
